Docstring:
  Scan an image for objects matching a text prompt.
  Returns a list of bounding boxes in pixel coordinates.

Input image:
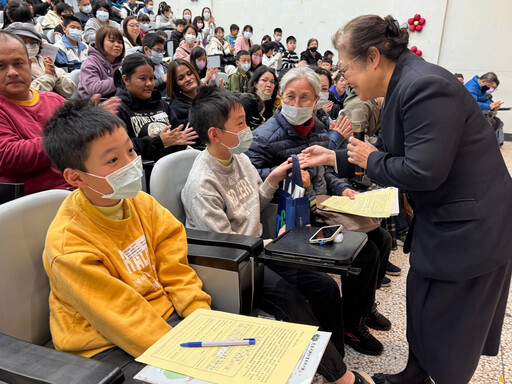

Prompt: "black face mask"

[481,85,489,93]
[309,46,317,53]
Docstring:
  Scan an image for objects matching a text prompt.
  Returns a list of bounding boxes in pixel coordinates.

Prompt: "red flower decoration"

[407,14,426,32]
[410,46,422,57]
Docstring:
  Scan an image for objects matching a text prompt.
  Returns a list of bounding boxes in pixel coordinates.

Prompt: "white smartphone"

[309,225,343,244]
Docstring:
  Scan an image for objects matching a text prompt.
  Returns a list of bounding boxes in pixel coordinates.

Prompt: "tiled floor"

[315,142,512,384]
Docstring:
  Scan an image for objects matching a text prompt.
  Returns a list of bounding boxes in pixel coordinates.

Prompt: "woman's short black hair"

[249,65,279,101]
[243,24,253,33]
[313,66,333,88]
[190,86,243,144]
[183,23,198,36]
[43,99,126,172]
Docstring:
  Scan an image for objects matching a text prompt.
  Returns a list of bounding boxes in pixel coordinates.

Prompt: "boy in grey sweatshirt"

[180,87,374,384]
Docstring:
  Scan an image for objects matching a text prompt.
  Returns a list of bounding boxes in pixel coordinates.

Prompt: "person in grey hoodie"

[78,26,124,98]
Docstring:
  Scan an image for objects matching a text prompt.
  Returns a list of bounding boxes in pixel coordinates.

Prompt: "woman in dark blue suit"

[303,14,512,384]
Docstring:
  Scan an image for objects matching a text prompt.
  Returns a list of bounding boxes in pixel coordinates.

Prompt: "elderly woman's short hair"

[280,67,321,97]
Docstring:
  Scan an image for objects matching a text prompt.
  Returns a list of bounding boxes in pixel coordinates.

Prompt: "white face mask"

[184,33,196,44]
[26,43,39,58]
[486,87,496,95]
[316,91,329,109]
[85,156,143,199]
[219,127,253,155]
[256,88,271,101]
[280,103,314,126]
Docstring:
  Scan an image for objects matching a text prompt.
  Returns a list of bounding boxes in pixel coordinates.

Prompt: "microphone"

[350,108,366,178]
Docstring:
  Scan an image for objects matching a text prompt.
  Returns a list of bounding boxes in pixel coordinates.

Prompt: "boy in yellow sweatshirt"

[42,99,211,378]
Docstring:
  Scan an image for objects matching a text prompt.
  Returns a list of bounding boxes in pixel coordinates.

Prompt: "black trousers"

[407,260,512,384]
[341,227,391,325]
[91,312,182,382]
[259,265,348,382]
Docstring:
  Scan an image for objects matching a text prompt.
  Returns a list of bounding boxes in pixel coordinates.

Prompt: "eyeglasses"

[259,78,276,86]
[283,95,315,107]
[127,23,139,28]
[152,48,165,54]
[339,55,360,77]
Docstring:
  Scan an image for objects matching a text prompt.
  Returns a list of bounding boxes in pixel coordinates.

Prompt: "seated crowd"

[0,3,503,384]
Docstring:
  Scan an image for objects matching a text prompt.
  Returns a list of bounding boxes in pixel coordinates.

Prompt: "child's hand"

[342,188,358,200]
[267,159,293,188]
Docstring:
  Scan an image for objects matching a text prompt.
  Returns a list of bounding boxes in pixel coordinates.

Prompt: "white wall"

[158,0,511,132]
[438,0,512,133]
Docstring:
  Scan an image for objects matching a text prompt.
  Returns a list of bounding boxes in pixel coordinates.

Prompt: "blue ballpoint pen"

[180,338,256,347]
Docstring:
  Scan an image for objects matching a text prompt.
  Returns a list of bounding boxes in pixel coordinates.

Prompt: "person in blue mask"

[55,15,88,70]
[83,0,120,44]
[75,0,93,28]
[141,33,167,96]
[137,0,155,22]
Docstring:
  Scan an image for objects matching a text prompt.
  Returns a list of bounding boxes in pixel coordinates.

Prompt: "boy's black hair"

[174,18,186,27]
[262,41,274,54]
[230,23,239,32]
[324,49,334,58]
[142,32,165,49]
[274,27,282,34]
[214,26,224,34]
[286,35,296,44]
[137,13,150,22]
[236,49,249,61]
[43,100,126,172]
[322,58,333,64]
[189,86,243,144]
[62,15,81,27]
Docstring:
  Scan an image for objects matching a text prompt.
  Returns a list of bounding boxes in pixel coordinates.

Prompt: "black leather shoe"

[344,319,383,355]
[372,373,434,384]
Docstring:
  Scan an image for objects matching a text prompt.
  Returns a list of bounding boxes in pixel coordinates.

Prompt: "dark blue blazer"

[338,50,512,281]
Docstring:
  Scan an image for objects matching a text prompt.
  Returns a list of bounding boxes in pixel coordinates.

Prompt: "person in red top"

[0,31,69,195]
[0,31,120,195]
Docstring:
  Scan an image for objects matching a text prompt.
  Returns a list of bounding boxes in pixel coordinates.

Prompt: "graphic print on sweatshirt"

[131,111,170,137]
[226,174,258,216]
[118,234,161,290]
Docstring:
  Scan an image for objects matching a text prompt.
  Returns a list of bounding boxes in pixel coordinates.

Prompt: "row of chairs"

[0,150,274,383]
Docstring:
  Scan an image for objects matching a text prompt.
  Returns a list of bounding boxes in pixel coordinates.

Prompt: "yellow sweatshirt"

[43,189,211,358]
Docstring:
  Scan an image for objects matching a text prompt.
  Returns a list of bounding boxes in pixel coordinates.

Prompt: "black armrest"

[187,243,251,271]
[0,333,124,384]
[186,228,264,257]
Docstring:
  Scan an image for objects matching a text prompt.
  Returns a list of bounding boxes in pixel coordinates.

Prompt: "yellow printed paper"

[136,309,318,384]
[321,187,398,217]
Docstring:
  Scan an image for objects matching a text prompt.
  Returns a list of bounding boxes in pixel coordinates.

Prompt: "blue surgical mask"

[151,51,163,64]
[203,12,210,19]
[68,28,82,42]
[96,10,109,21]
[85,156,143,199]
[146,5,153,11]
[81,4,92,13]
[140,23,149,32]
[244,31,252,39]
[240,63,251,72]
[219,127,253,155]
